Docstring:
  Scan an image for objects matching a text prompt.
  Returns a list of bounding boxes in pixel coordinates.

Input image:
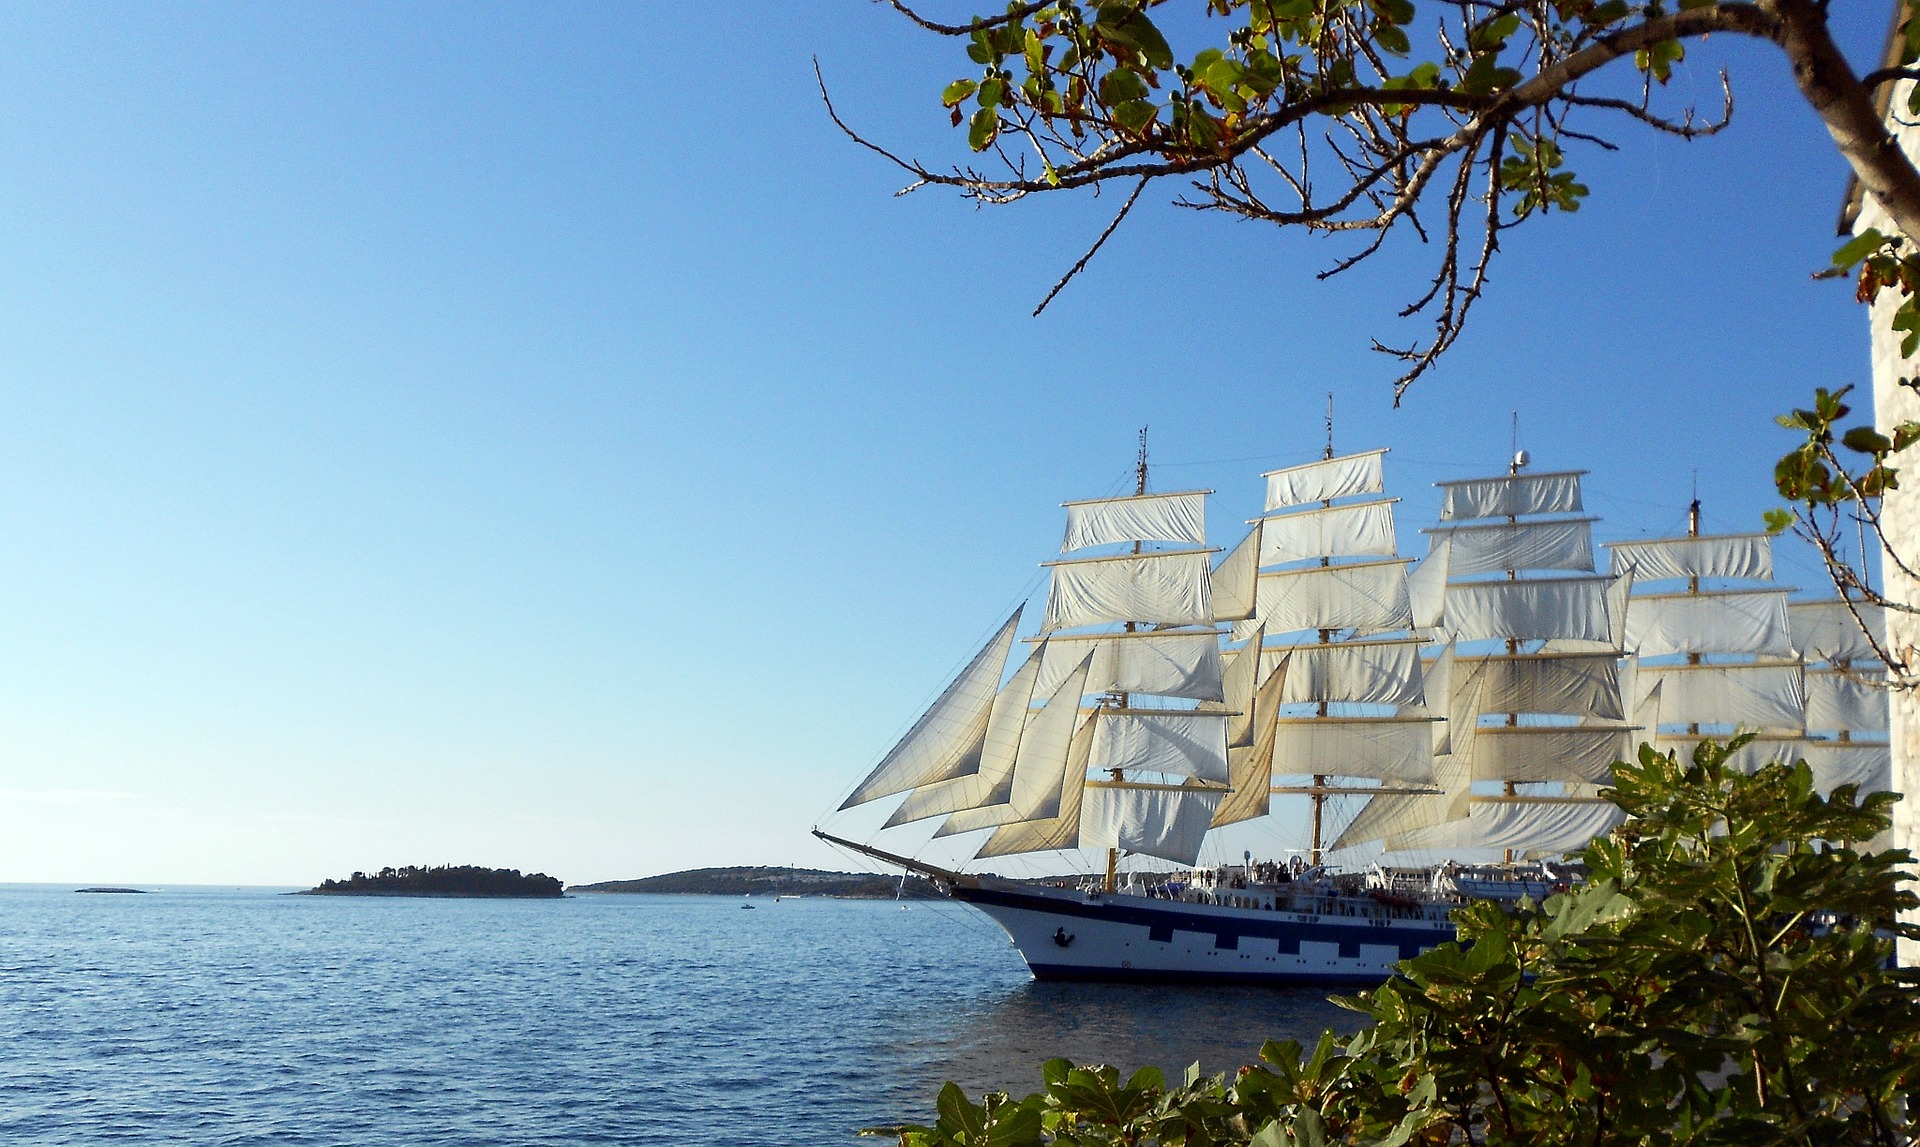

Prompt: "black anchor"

[1053,927,1075,948]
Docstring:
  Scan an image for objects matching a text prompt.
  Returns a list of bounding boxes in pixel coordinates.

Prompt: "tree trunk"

[1858,77,1920,962]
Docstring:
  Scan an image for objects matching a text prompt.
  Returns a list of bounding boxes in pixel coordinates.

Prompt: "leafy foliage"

[866,738,1920,1146]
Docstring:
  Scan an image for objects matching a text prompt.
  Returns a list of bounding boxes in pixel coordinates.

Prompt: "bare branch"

[1032,178,1150,317]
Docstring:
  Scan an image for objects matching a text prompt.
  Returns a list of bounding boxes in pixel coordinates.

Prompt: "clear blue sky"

[0,3,1891,884]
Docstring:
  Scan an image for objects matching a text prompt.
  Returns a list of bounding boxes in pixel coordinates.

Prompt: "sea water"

[0,885,1355,1145]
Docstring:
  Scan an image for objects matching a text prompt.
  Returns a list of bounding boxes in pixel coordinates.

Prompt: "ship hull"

[949,881,1455,987]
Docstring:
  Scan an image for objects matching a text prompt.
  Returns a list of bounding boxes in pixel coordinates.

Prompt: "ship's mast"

[1687,488,1703,735]
[1104,426,1151,892]
[1308,397,1334,866]
[1501,425,1523,865]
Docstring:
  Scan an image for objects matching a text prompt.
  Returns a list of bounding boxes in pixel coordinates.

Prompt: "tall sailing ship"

[815,447,1892,985]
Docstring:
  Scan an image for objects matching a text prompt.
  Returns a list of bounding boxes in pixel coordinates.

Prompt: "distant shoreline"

[569,865,939,900]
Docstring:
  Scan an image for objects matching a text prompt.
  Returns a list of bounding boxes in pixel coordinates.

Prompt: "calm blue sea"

[0,885,1355,1145]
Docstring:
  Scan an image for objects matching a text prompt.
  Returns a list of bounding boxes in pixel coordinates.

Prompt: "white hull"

[950,878,1455,986]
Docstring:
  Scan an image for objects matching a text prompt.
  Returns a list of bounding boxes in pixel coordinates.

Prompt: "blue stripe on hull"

[953,885,1451,962]
[1024,962,1396,988]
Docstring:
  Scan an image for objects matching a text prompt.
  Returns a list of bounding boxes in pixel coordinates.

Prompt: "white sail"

[974,718,1096,859]
[1388,798,1623,856]
[1788,599,1888,664]
[1061,490,1207,552]
[1607,534,1773,581]
[1232,558,1414,640]
[1270,717,1437,783]
[1080,783,1225,866]
[1033,630,1224,702]
[1460,652,1624,720]
[1257,500,1398,567]
[1407,536,1450,630]
[1655,734,1892,795]
[1443,578,1614,644]
[1805,670,1889,733]
[1437,470,1584,521]
[1216,629,1264,748]
[1805,742,1892,793]
[1471,725,1634,784]
[1210,525,1261,622]
[840,608,1022,809]
[936,658,1093,835]
[1426,518,1595,576]
[1089,711,1231,783]
[1043,549,1214,632]
[1212,655,1289,827]
[1623,589,1794,657]
[883,650,1041,827]
[1332,647,1473,849]
[1632,663,1806,731]
[1264,639,1426,707]
[1263,450,1386,512]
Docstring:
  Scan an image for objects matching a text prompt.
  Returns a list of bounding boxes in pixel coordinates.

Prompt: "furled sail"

[1080,783,1225,867]
[974,718,1095,859]
[1089,712,1231,783]
[1623,589,1794,658]
[883,650,1041,827]
[1437,470,1584,521]
[1257,501,1398,567]
[1426,518,1595,577]
[1043,549,1215,632]
[1442,577,1614,644]
[1032,630,1225,702]
[1788,599,1888,664]
[1607,534,1773,581]
[1263,449,1386,512]
[1232,558,1414,640]
[1629,663,1806,731]
[935,658,1093,836]
[1061,490,1207,552]
[840,608,1023,809]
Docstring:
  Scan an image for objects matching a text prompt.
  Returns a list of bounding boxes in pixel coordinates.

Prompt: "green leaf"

[1833,228,1886,270]
[1762,508,1793,534]
[941,79,978,108]
[968,106,998,150]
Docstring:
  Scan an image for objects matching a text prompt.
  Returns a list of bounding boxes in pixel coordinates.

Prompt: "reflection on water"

[903,979,1362,1098]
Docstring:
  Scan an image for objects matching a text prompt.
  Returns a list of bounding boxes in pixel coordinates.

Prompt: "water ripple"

[0,886,1353,1145]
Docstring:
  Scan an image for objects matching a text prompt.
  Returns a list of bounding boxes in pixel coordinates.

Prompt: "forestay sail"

[839,608,1023,809]
[936,658,1093,836]
[974,718,1096,859]
[883,649,1042,827]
